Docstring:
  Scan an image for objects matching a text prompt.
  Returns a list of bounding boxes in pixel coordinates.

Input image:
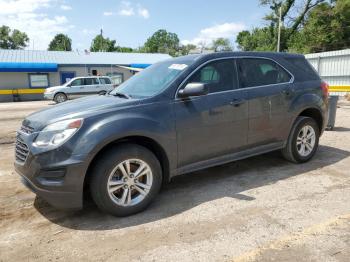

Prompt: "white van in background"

[44,76,115,103]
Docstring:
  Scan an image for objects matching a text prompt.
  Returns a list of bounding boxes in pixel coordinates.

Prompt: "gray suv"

[14,52,329,216]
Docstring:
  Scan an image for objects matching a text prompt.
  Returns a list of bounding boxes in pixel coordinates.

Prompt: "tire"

[54,93,67,103]
[98,91,106,96]
[282,116,320,163]
[90,144,162,216]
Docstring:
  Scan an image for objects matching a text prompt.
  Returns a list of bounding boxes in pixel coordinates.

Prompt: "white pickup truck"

[44,76,115,103]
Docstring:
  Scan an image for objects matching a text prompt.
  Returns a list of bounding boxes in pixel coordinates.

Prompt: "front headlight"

[45,89,54,94]
[33,118,83,149]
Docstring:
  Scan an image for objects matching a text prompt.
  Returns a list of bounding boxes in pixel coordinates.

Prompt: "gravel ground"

[0,99,349,262]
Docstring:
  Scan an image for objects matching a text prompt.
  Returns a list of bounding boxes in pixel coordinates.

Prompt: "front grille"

[20,125,34,135]
[15,137,29,163]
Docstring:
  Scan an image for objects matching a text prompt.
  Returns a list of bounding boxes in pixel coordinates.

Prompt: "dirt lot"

[0,100,349,262]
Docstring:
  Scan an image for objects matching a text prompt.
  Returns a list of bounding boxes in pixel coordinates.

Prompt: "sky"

[0,0,270,51]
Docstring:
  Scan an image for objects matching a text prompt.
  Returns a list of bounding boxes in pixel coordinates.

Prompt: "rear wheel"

[98,91,106,95]
[282,116,319,163]
[90,144,162,216]
[54,93,67,103]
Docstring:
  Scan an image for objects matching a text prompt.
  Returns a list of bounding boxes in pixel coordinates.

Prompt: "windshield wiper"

[110,92,131,99]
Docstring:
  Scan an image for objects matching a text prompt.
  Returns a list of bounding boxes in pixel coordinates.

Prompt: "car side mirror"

[178,83,208,98]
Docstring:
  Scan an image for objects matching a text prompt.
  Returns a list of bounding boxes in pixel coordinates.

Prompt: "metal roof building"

[0,49,171,102]
[0,50,171,65]
[305,49,350,95]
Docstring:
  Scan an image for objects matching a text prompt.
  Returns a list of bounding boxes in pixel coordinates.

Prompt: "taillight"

[321,81,329,99]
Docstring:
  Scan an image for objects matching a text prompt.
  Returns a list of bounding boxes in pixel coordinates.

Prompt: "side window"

[84,78,99,85]
[238,58,292,88]
[186,59,235,93]
[70,79,83,86]
[100,78,112,85]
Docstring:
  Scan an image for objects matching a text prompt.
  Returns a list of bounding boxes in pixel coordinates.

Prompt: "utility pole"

[100,28,103,52]
[277,4,282,52]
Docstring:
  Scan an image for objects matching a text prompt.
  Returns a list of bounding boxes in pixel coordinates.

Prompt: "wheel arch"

[297,107,323,133]
[83,135,171,196]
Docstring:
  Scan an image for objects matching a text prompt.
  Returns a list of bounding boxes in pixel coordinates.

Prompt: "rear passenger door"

[84,77,100,95]
[237,58,293,146]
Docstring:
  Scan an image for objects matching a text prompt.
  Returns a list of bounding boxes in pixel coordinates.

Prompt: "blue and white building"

[0,49,171,102]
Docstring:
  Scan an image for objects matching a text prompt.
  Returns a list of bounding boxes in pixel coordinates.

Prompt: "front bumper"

[43,93,54,100]
[14,132,88,210]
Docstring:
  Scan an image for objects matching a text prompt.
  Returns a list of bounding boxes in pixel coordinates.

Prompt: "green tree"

[90,33,133,52]
[288,0,350,53]
[142,29,180,56]
[90,34,117,52]
[0,25,29,49]
[48,34,72,51]
[212,38,233,52]
[115,46,134,52]
[236,0,327,52]
[179,44,197,55]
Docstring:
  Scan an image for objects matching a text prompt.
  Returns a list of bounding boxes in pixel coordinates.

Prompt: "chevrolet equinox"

[15,52,329,216]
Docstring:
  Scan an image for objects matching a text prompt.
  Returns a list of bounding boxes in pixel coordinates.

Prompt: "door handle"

[230,99,245,107]
[281,89,292,96]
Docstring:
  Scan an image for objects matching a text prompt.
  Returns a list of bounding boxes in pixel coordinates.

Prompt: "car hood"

[45,85,65,92]
[23,95,139,130]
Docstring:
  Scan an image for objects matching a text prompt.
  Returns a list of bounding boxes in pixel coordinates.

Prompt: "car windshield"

[110,60,194,98]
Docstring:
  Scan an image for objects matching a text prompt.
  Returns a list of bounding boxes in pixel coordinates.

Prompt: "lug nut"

[124,185,128,189]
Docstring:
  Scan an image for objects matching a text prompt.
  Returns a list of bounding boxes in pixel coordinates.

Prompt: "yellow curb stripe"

[0,89,45,95]
[329,86,350,92]
[232,213,350,262]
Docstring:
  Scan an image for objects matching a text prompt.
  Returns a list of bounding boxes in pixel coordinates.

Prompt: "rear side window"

[237,58,292,88]
[187,59,236,93]
[100,78,112,85]
[84,78,99,85]
[284,57,319,80]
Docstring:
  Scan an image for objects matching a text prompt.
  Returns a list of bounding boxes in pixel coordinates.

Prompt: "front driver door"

[175,59,248,169]
[68,78,84,99]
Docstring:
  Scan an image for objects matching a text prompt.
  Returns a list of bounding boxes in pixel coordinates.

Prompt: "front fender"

[72,109,177,174]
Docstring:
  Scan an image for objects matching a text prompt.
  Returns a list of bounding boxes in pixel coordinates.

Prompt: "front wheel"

[54,93,67,103]
[90,144,162,216]
[282,116,320,163]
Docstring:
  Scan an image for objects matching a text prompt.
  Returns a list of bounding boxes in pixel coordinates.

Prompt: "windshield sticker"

[168,64,188,70]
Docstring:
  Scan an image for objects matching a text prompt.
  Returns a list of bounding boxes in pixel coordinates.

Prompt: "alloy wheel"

[107,159,153,207]
[296,125,316,157]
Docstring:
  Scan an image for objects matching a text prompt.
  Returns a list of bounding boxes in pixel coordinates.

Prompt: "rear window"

[237,58,292,88]
[284,57,320,80]
[100,78,112,85]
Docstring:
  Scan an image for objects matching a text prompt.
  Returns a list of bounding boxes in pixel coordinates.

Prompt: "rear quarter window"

[237,58,292,88]
[100,78,112,85]
[284,57,320,81]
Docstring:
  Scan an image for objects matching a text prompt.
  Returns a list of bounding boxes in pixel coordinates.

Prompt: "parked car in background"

[44,76,115,103]
[15,52,328,216]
